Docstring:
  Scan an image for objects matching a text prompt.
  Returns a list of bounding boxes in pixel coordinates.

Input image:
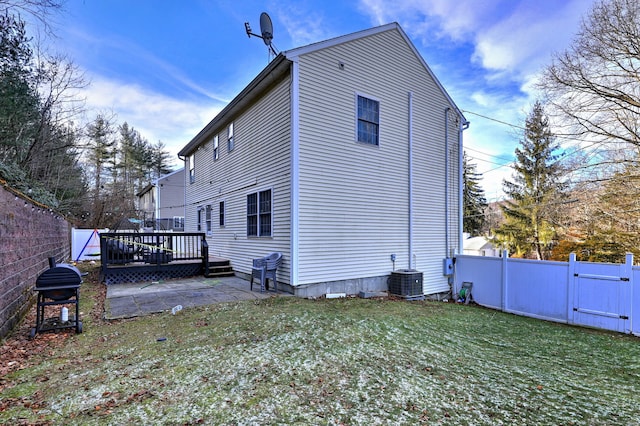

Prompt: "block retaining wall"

[0,184,70,339]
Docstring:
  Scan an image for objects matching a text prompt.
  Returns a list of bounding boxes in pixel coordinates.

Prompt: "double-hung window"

[196,207,203,231]
[357,95,379,145]
[189,154,195,183]
[173,216,184,230]
[247,189,272,237]
[213,134,219,160]
[227,122,234,152]
[205,205,212,235]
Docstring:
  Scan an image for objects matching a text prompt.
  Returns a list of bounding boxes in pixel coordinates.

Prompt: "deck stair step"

[206,257,235,278]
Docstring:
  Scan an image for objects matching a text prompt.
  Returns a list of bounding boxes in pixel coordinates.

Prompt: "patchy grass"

[1,267,639,425]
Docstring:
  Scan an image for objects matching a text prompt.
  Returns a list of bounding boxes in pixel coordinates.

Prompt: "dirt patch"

[0,264,106,390]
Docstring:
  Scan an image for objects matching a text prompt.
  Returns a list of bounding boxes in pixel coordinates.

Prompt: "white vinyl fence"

[71,228,107,261]
[454,251,639,337]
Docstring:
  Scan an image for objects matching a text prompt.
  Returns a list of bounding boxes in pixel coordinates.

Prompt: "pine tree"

[496,101,564,259]
[463,152,487,236]
[150,140,174,181]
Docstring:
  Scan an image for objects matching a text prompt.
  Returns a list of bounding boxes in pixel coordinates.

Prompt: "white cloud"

[471,0,593,83]
[357,0,596,201]
[80,75,224,167]
[273,1,334,47]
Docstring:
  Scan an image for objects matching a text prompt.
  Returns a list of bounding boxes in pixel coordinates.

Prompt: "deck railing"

[100,232,208,276]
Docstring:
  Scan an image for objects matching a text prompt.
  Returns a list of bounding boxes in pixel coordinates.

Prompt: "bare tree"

[0,0,64,34]
[540,0,640,150]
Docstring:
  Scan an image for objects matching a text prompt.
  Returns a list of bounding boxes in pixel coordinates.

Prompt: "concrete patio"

[105,275,284,319]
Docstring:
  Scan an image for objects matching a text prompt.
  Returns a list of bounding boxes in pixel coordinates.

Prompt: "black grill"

[36,263,82,300]
[30,257,83,338]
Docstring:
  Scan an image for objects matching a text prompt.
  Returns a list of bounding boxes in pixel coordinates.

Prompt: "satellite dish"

[259,12,273,47]
[244,12,278,59]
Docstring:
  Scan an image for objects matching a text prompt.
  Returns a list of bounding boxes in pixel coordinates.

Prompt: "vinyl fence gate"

[569,253,632,333]
[454,252,638,336]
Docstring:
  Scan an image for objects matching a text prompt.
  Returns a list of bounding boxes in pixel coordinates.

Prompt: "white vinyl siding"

[182,25,461,293]
[157,168,185,227]
[183,74,292,283]
[295,28,460,293]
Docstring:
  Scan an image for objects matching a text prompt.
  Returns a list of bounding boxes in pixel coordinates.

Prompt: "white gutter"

[290,60,300,285]
[408,92,414,270]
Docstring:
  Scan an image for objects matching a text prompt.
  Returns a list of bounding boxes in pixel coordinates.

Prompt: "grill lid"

[36,264,82,288]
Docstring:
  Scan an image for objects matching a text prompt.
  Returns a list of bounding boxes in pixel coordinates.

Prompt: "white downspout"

[155,179,160,228]
[444,108,450,258]
[290,60,300,286]
[408,92,414,270]
[458,118,468,254]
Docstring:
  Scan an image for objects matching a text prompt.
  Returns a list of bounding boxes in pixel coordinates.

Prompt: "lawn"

[1,266,639,425]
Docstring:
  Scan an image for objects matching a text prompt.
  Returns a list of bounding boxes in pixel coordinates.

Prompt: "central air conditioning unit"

[388,269,424,300]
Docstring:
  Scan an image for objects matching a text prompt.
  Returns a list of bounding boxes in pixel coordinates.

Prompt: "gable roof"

[178,22,467,158]
[464,236,495,251]
[136,183,155,198]
[178,55,291,157]
[157,167,184,183]
[285,22,466,123]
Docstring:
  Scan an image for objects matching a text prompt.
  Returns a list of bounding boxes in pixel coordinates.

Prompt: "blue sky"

[36,0,595,200]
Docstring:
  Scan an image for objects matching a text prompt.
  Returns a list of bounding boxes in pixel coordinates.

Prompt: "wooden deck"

[99,232,234,284]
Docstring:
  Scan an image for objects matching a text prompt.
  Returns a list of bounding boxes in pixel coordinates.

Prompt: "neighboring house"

[463,236,500,257]
[178,23,468,297]
[135,168,186,231]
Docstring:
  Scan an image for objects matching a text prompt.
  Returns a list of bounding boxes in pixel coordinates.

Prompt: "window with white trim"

[227,122,234,152]
[205,205,212,235]
[196,207,203,231]
[213,134,219,160]
[247,189,271,237]
[189,154,195,183]
[173,216,184,230]
[357,95,379,145]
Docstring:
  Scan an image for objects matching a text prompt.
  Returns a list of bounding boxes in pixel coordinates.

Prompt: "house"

[178,23,468,297]
[135,168,185,231]
[463,235,500,257]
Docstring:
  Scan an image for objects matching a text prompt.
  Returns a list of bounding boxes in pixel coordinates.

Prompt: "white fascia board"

[284,22,399,60]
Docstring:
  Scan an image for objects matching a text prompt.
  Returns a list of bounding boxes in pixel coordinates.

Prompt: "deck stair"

[206,257,235,278]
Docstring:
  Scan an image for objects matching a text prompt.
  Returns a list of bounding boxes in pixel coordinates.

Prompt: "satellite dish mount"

[244,12,278,59]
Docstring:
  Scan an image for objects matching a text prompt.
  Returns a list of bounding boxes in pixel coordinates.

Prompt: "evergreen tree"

[150,140,174,180]
[0,10,86,211]
[463,151,487,236]
[85,114,115,196]
[496,101,564,259]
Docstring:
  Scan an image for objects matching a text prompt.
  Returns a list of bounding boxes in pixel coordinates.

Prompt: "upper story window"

[227,122,234,152]
[188,154,195,183]
[357,95,379,145]
[213,134,219,160]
